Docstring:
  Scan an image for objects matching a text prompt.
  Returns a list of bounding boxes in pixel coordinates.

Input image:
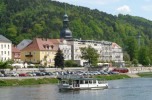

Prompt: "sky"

[54,0,152,21]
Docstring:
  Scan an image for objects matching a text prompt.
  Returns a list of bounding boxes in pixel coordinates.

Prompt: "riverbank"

[94,74,131,80]
[0,78,58,86]
[137,72,152,77]
[0,74,140,87]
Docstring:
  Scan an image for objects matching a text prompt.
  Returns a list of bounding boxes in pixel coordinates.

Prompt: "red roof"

[12,46,20,53]
[21,38,59,51]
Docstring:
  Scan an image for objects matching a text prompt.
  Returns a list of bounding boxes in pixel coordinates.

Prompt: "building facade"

[67,39,123,66]
[0,35,12,61]
[12,46,21,62]
[21,38,58,67]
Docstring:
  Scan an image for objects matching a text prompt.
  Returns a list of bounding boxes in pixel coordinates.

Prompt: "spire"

[60,3,73,40]
[137,32,141,47]
[65,3,66,15]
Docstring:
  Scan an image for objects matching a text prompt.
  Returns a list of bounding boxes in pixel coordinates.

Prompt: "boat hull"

[58,83,108,91]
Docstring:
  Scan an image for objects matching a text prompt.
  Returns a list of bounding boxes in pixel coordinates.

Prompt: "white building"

[0,35,12,61]
[59,40,71,60]
[67,39,123,66]
[112,43,124,66]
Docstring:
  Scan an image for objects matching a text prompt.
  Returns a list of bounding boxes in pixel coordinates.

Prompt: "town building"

[12,45,21,62]
[67,39,123,66]
[21,38,58,67]
[59,10,124,66]
[0,35,12,61]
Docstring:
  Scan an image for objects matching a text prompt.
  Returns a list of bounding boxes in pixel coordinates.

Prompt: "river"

[0,78,152,100]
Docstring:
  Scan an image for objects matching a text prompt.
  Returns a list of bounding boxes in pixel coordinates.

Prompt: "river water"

[0,78,152,100]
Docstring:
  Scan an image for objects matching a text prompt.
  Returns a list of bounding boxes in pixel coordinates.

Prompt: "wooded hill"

[1,0,152,65]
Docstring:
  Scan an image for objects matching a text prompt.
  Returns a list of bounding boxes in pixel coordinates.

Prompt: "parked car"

[0,73,4,77]
[19,73,28,77]
[100,70,108,75]
[108,71,119,74]
[43,72,53,76]
[26,72,36,77]
[112,68,129,73]
[34,72,45,76]
[7,72,19,77]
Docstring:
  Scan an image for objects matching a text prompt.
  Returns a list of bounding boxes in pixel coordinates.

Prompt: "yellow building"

[21,38,59,67]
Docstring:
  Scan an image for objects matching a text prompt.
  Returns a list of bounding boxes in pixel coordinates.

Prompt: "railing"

[25,54,33,57]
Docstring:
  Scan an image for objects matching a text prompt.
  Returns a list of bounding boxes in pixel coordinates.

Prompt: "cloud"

[116,5,131,14]
[142,5,152,11]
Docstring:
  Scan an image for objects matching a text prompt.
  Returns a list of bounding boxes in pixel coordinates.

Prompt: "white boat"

[58,76,108,90]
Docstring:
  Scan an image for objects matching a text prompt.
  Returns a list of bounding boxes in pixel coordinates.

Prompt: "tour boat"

[58,76,108,90]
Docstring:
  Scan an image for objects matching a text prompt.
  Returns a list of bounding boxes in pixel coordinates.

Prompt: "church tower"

[60,4,72,40]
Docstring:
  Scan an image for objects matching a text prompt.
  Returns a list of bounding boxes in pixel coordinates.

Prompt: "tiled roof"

[21,38,59,51]
[0,35,11,43]
[12,46,20,53]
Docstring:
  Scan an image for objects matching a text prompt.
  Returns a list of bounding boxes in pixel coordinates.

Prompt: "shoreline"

[0,74,131,87]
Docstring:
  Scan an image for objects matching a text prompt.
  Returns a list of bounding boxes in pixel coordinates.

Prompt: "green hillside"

[0,0,152,65]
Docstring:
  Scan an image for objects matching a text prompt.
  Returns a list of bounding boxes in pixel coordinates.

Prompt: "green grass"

[0,74,131,86]
[94,74,131,80]
[0,78,58,86]
[137,72,152,77]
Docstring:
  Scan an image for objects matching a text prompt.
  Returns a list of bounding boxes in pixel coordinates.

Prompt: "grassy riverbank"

[94,74,131,80]
[137,72,152,77]
[0,78,58,86]
[0,74,131,86]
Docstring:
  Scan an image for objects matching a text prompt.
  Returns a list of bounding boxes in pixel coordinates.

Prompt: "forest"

[0,0,152,65]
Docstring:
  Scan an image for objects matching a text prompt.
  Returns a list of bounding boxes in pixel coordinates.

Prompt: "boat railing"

[58,74,84,79]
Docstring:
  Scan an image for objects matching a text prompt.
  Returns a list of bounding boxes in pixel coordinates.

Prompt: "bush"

[64,60,79,67]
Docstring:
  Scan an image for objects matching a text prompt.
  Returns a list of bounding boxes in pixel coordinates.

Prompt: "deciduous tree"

[80,46,99,66]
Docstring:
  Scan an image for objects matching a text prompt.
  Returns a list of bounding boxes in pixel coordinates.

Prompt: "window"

[85,80,88,84]
[8,51,9,55]
[93,80,96,84]
[1,45,3,49]
[80,80,83,84]
[8,45,9,49]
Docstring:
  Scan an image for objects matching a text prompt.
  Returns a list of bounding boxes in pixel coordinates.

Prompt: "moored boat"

[58,76,108,90]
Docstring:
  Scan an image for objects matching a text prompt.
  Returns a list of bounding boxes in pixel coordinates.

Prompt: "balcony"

[25,53,33,57]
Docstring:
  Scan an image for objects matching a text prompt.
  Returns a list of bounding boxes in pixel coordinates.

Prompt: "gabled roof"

[21,38,59,51]
[0,35,11,43]
[17,39,32,50]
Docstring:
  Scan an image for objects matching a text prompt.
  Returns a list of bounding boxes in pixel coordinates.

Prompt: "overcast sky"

[55,0,152,21]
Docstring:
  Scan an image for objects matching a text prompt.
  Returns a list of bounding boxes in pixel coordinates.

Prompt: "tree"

[125,37,138,61]
[138,46,150,66]
[80,46,99,66]
[0,61,8,69]
[123,52,130,61]
[54,49,64,69]
[149,39,152,64]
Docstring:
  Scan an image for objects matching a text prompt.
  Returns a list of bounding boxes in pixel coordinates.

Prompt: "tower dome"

[60,5,72,40]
